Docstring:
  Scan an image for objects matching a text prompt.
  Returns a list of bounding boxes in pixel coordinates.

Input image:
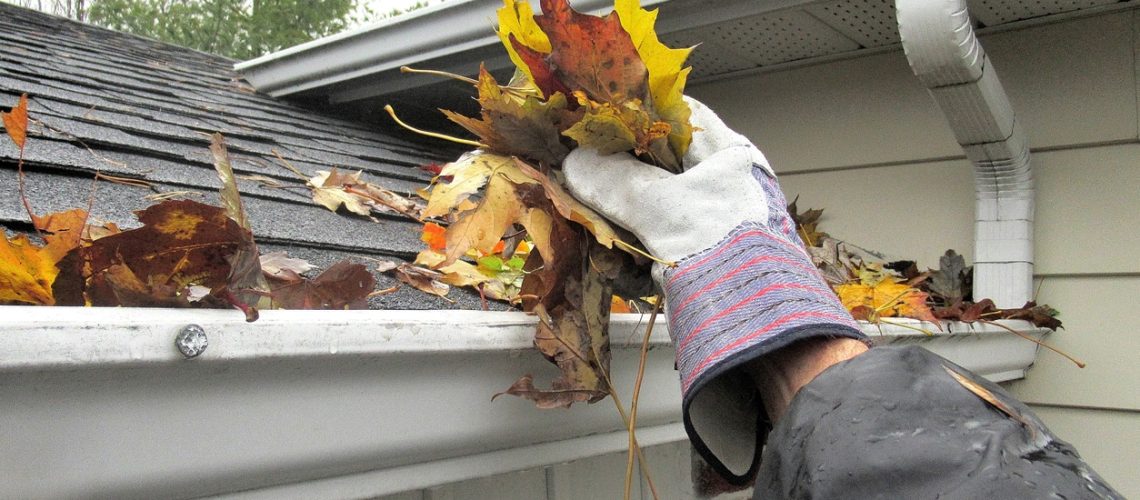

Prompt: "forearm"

[743,336,868,422]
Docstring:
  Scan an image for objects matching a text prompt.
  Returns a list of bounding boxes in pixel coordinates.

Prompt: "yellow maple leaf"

[835,279,937,323]
[427,153,556,266]
[0,233,58,305]
[614,0,693,157]
[497,0,551,94]
[423,153,516,219]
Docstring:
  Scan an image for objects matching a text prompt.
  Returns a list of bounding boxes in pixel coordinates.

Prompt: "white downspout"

[896,0,1034,308]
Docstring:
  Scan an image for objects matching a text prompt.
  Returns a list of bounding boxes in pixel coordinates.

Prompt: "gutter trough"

[0,307,1045,498]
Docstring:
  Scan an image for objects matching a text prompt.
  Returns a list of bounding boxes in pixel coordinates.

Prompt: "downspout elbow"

[897,0,1034,308]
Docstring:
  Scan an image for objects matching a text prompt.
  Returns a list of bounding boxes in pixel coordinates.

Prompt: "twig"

[876,318,936,336]
[401,66,535,98]
[625,298,663,500]
[595,353,660,500]
[270,149,309,180]
[95,172,156,191]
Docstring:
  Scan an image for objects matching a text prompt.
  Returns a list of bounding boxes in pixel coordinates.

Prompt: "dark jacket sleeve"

[753,345,1122,500]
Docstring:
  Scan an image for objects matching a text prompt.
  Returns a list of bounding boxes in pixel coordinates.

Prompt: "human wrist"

[745,337,870,422]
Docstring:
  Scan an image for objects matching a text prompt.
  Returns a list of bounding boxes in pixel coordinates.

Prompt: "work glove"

[562,97,867,484]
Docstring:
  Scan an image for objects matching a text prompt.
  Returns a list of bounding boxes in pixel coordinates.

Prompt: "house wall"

[373,10,1139,500]
[687,9,1140,497]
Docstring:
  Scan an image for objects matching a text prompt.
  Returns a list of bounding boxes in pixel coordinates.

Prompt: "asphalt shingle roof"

[0,3,488,310]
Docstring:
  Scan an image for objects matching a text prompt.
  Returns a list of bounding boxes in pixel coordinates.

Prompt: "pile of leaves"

[402,0,694,408]
[790,200,1064,333]
[0,94,413,319]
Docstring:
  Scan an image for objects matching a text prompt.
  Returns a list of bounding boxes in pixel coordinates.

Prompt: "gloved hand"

[563,97,868,484]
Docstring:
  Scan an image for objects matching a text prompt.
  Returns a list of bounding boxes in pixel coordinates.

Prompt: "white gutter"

[897,0,1035,308]
[234,0,818,100]
[0,306,1043,498]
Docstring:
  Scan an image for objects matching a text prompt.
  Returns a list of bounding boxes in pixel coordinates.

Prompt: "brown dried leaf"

[392,262,451,299]
[533,0,648,104]
[443,67,572,166]
[259,251,316,281]
[268,260,375,310]
[493,373,602,409]
[52,200,254,309]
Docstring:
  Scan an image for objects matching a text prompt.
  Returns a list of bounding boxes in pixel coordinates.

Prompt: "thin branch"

[625,298,662,500]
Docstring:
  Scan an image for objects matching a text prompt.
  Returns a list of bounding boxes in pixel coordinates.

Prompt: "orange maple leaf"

[1,93,28,150]
[421,222,447,251]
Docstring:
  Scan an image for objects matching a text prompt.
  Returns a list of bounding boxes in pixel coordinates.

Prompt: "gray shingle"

[0,3,488,311]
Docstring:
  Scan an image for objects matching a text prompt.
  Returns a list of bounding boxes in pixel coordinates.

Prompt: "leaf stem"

[384,105,485,148]
[614,239,676,268]
[401,65,478,85]
[15,152,41,238]
[625,298,662,500]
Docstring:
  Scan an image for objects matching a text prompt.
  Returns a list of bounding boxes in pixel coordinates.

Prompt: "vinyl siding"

[691,9,1140,498]
[377,9,1139,499]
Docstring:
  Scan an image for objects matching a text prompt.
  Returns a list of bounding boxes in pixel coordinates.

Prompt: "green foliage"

[85,0,360,60]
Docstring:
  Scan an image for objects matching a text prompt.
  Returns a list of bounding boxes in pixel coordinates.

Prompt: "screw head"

[176,324,208,359]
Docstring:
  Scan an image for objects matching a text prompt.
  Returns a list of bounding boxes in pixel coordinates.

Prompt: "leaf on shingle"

[267,260,374,310]
[309,169,373,217]
[259,251,316,281]
[1,93,29,150]
[210,133,249,230]
[52,200,255,311]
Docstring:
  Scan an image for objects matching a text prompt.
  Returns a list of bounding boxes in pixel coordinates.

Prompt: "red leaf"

[534,0,647,103]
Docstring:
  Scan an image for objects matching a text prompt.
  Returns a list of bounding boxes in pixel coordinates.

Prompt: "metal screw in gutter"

[176,324,208,359]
